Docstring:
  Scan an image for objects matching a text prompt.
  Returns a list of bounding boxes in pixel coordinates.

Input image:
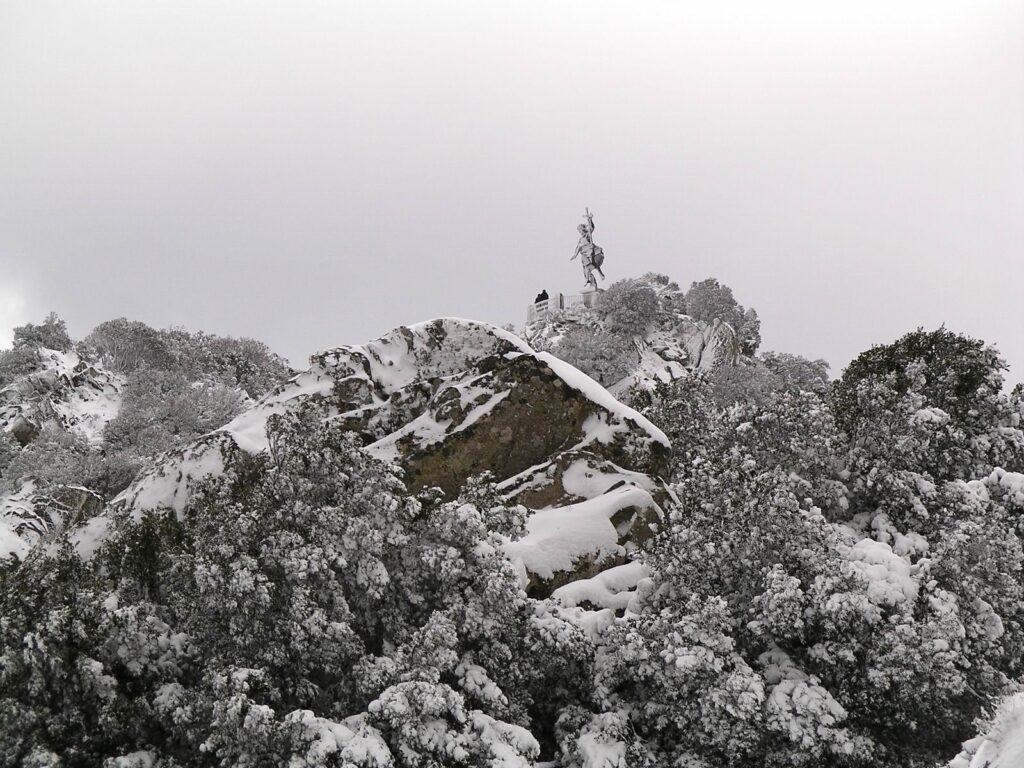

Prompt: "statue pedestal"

[580,287,603,309]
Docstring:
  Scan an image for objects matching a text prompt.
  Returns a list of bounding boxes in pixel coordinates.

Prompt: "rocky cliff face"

[10,319,672,602]
[0,348,123,446]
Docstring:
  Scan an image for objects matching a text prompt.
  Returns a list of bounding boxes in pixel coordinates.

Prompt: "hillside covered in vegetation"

[2,279,1024,767]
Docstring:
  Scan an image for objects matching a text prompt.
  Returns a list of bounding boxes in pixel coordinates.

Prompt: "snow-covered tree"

[1,405,590,765]
[685,279,761,355]
[618,359,1024,766]
[12,313,73,353]
[760,352,830,394]
[103,368,245,457]
[595,279,660,338]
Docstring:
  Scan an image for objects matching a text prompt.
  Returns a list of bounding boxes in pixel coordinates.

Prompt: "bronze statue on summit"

[571,208,605,292]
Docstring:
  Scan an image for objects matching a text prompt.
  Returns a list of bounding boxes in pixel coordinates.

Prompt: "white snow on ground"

[45,349,124,445]
[949,693,1024,768]
[222,318,666,463]
[608,334,689,399]
[504,485,656,581]
[453,389,511,434]
[222,367,337,453]
[561,458,657,499]
[367,411,454,463]
[0,480,38,561]
[69,514,112,561]
[0,524,26,562]
[552,560,649,610]
[113,437,230,520]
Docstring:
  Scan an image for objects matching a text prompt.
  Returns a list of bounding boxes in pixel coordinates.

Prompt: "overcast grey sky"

[1,1,1022,382]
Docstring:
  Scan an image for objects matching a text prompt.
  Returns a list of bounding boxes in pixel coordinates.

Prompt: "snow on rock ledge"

[109,320,671,562]
[949,693,1024,768]
[0,347,123,446]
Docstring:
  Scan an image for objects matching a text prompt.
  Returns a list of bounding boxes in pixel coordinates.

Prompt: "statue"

[570,208,605,291]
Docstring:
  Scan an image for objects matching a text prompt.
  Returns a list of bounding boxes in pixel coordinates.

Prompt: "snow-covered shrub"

[1,404,583,764]
[103,368,245,457]
[738,307,761,356]
[2,427,138,499]
[706,362,784,407]
[684,279,760,355]
[760,351,830,393]
[555,327,635,387]
[87,320,291,397]
[86,318,178,374]
[12,313,73,353]
[624,363,1023,765]
[556,707,653,767]
[160,329,292,398]
[832,328,1015,452]
[595,279,660,338]
[0,345,40,387]
[0,432,19,477]
[594,595,766,765]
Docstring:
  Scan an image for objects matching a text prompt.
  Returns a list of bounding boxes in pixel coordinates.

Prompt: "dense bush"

[1,428,139,499]
[11,313,73,353]
[0,407,591,765]
[707,362,785,407]
[87,319,291,397]
[554,327,636,387]
[160,328,292,398]
[0,346,39,389]
[685,278,761,354]
[761,351,830,393]
[610,329,1024,766]
[832,327,1007,437]
[595,279,660,337]
[0,432,18,478]
[103,368,245,457]
[85,318,177,374]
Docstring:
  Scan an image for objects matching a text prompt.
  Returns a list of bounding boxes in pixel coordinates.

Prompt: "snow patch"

[949,693,1024,768]
[552,560,649,610]
[504,485,655,580]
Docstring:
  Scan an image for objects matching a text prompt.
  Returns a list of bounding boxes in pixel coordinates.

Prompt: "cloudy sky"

[1,1,1022,382]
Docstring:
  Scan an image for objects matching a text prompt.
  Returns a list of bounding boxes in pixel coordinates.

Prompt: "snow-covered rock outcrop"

[0,480,105,561]
[0,347,123,446]
[522,275,744,400]
[62,319,671,595]
[949,693,1024,768]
